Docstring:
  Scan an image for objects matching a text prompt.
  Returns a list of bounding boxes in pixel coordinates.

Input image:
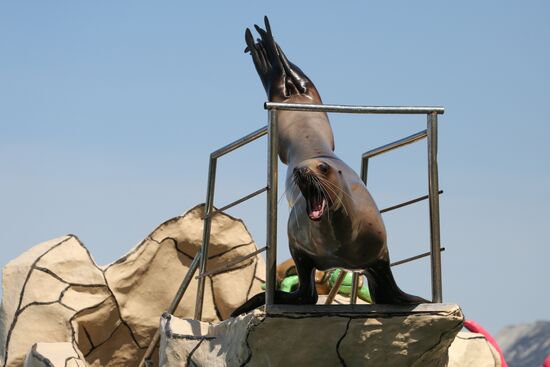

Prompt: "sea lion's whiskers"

[312,176,333,222]
[280,180,299,205]
[323,183,349,217]
[315,176,350,216]
[306,175,338,221]
[316,176,353,216]
[316,175,354,202]
[287,178,303,229]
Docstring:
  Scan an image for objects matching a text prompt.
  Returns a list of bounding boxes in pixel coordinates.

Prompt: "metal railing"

[360,123,443,303]
[140,102,445,366]
[264,102,444,311]
[139,126,269,367]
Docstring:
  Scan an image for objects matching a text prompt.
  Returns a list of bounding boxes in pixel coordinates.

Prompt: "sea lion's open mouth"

[307,196,326,221]
[303,182,327,221]
[294,167,329,221]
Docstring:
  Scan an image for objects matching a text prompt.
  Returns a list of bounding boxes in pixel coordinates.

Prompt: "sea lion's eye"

[318,163,329,174]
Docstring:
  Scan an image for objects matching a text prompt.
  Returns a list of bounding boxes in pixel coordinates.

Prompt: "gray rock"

[447,332,502,367]
[496,320,550,367]
[160,303,464,367]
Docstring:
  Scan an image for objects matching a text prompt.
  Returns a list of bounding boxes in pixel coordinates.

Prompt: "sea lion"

[231,17,427,317]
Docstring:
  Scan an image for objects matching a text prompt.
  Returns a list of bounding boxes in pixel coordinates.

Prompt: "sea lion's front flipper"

[364,259,429,305]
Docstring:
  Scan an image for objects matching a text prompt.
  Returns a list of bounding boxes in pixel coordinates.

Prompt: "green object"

[280,275,299,292]
[263,269,372,302]
[260,275,299,292]
[329,269,372,303]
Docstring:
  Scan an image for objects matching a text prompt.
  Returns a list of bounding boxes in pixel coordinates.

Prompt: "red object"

[463,319,508,367]
[543,354,550,367]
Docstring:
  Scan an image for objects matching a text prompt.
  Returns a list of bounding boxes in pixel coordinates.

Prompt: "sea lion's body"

[288,157,387,271]
[232,18,426,317]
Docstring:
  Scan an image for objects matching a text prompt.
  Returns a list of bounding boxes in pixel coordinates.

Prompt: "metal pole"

[195,246,267,279]
[211,125,267,159]
[265,109,278,309]
[361,130,427,161]
[350,273,360,304]
[360,158,369,184]
[380,190,443,214]
[427,113,443,303]
[325,270,347,304]
[390,247,445,267]
[194,156,218,320]
[139,252,202,367]
[265,102,445,115]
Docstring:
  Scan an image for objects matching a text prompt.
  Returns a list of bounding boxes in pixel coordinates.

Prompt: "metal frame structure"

[140,102,445,366]
[264,102,444,309]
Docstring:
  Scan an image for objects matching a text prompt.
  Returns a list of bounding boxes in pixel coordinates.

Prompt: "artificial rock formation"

[0,205,265,367]
[160,304,465,367]
[23,343,87,367]
[2,204,495,367]
[447,332,502,367]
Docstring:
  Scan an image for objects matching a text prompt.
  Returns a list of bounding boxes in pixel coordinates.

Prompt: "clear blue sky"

[1,1,548,335]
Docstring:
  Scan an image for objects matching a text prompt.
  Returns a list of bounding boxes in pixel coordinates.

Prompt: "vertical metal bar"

[350,273,360,304]
[325,270,347,304]
[427,113,443,303]
[194,156,218,320]
[265,109,279,309]
[360,157,369,184]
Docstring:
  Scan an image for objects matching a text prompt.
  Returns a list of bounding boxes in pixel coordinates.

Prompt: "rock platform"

[160,303,465,367]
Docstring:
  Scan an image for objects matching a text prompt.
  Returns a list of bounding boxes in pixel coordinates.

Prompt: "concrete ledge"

[267,302,460,316]
[160,304,464,367]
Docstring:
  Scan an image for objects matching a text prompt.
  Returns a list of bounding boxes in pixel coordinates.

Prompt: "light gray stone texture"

[160,304,464,367]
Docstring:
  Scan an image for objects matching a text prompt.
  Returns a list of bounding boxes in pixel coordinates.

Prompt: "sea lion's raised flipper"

[364,260,429,305]
[245,16,322,102]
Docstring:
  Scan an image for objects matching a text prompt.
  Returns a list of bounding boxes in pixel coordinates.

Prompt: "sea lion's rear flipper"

[230,287,320,317]
[364,260,429,305]
[230,292,266,317]
[245,16,322,102]
[231,249,318,317]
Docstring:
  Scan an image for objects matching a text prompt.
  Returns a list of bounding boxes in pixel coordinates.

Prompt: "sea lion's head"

[292,159,345,221]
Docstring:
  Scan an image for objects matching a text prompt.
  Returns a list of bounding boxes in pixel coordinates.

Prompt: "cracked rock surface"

[160,304,465,367]
[1,204,265,367]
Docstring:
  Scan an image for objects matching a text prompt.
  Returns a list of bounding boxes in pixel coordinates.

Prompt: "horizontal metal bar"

[362,130,427,160]
[211,125,267,159]
[390,247,445,267]
[267,303,458,315]
[207,187,268,219]
[265,102,444,115]
[195,246,267,279]
[380,190,443,214]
